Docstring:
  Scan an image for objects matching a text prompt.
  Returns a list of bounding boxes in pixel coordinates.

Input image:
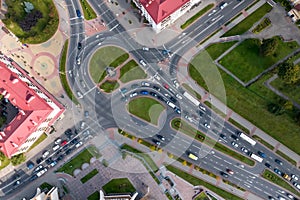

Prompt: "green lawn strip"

[171,119,255,166]
[252,135,274,150]
[121,144,158,172]
[252,17,271,34]
[182,83,202,100]
[128,97,165,125]
[102,178,136,194]
[205,41,238,60]
[63,185,69,194]
[56,147,96,175]
[219,37,299,83]
[262,169,300,196]
[119,60,147,83]
[189,56,300,155]
[166,192,173,200]
[222,3,272,37]
[100,80,119,93]
[59,39,79,105]
[3,0,59,44]
[80,169,98,184]
[0,156,10,170]
[227,118,250,135]
[203,101,227,118]
[78,0,97,20]
[89,46,127,83]
[181,4,214,29]
[195,192,209,200]
[40,182,53,191]
[270,76,300,105]
[166,165,244,200]
[276,150,297,166]
[28,133,47,151]
[88,191,100,200]
[109,54,129,68]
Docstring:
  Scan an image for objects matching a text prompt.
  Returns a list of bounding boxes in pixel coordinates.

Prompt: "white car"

[34,165,43,172]
[75,141,83,148]
[76,91,83,99]
[139,59,147,67]
[54,138,62,145]
[176,94,183,100]
[142,47,149,51]
[199,105,206,111]
[220,2,228,9]
[141,82,150,87]
[241,147,248,154]
[231,141,238,148]
[292,174,299,181]
[203,123,210,129]
[52,144,60,151]
[76,57,81,65]
[173,80,179,88]
[184,115,193,122]
[42,151,50,158]
[80,121,86,130]
[36,168,47,177]
[129,92,138,98]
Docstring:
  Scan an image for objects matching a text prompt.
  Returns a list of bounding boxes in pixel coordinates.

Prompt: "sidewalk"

[110,128,263,200]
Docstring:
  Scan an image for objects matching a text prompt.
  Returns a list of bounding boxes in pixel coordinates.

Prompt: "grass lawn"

[222,3,272,37]
[59,39,79,105]
[3,0,59,44]
[80,169,98,184]
[171,119,255,166]
[271,77,300,105]
[121,144,158,172]
[219,37,299,82]
[28,133,47,151]
[262,169,300,196]
[119,60,147,83]
[100,80,119,93]
[56,146,100,176]
[205,41,238,60]
[78,0,97,20]
[128,97,165,125]
[89,46,128,83]
[102,178,136,194]
[40,182,53,191]
[181,4,214,29]
[88,191,100,200]
[195,192,209,200]
[0,157,10,170]
[166,165,243,200]
[276,150,297,166]
[252,135,274,150]
[189,52,300,155]
[252,17,271,34]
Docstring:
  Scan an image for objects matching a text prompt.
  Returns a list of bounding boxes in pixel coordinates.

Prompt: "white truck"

[183,92,200,107]
[167,101,176,109]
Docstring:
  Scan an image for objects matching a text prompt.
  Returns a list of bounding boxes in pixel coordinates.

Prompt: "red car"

[61,140,67,146]
[163,83,169,89]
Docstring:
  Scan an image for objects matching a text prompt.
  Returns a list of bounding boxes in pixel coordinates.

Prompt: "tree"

[11,153,26,166]
[260,38,278,56]
[278,62,300,84]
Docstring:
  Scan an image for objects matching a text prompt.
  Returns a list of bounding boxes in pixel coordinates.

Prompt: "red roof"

[140,0,190,24]
[0,56,65,158]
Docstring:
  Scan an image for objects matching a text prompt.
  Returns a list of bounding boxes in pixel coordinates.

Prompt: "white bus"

[238,132,256,146]
[183,92,200,107]
[188,153,199,161]
[250,153,263,163]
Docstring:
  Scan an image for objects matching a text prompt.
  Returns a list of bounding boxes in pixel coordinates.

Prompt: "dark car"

[64,129,73,137]
[231,134,239,141]
[157,135,165,141]
[275,159,283,166]
[220,171,229,178]
[56,155,64,162]
[78,42,82,50]
[36,157,43,165]
[152,139,161,145]
[258,151,267,158]
[153,86,161,91]
[198,110,204,116]
[76,9,82,18]
[65,149,73,155]
[27,161,35,170]
[45,158,53,165]
[157,95,164,101]
[140,90,149,95]
[220,134,227,140]
[170,96,177,103]
[71,138,79,145]
[265,162,271,168]
[29,175,38,181]
[149,92,157,97]
[274,168,282,175]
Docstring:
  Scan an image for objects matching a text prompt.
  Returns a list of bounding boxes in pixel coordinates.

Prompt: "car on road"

[76,9,82,18]
[142,47,149,51]
[76,91,83,99]
[140,90,149,95]
[265,162,271,168]
[77,42,82,50]
[292,174,299,181]
[231,134,239,141]
[141,82,150,87]
[170,96,177,103]
[286,193,294,199]
[84,111,89,118]
[236,163,244,168]
[156,135,165,141]
[173,80,179,88]
[139,59,147,67]
[198,110,204,117]
[199,105,206,111]
[231,141,238,148]
[226,169,234,175]
[220,134,227,140]
[258,151,267,158]
[129,92,138,98]
[42,150,50,158]
[76,56,81,65]
[13,180,21,186]
[203,123,210,129]
[275,159,283,166]
[220,171,229,178]
[176,94,182,100]
[54,138,62,145]
[241,147,249,154]
[184,115,193,122]
[52,144,60,151]
[274,168,282,176]
[219,2,228,9]
[174,108,181,114]
[149,92,157,97]
[153,85,160,91]
[163,83,169,89]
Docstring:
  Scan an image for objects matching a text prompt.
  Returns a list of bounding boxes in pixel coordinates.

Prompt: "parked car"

[274,168,282,176]
[149,92,157,97]
[61,140,68,146]
[139,59,147,67]
[140,90,149,95]
[52,144,60,151]
[36,157,43,165]
[75,141,83,148]
[292,174,299,181]
[42,151,50,159]
[54,138,62,145]
[27,161,35,170]
[153,85,160,91]
[129,92,138,98]
[141,82,150,87]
